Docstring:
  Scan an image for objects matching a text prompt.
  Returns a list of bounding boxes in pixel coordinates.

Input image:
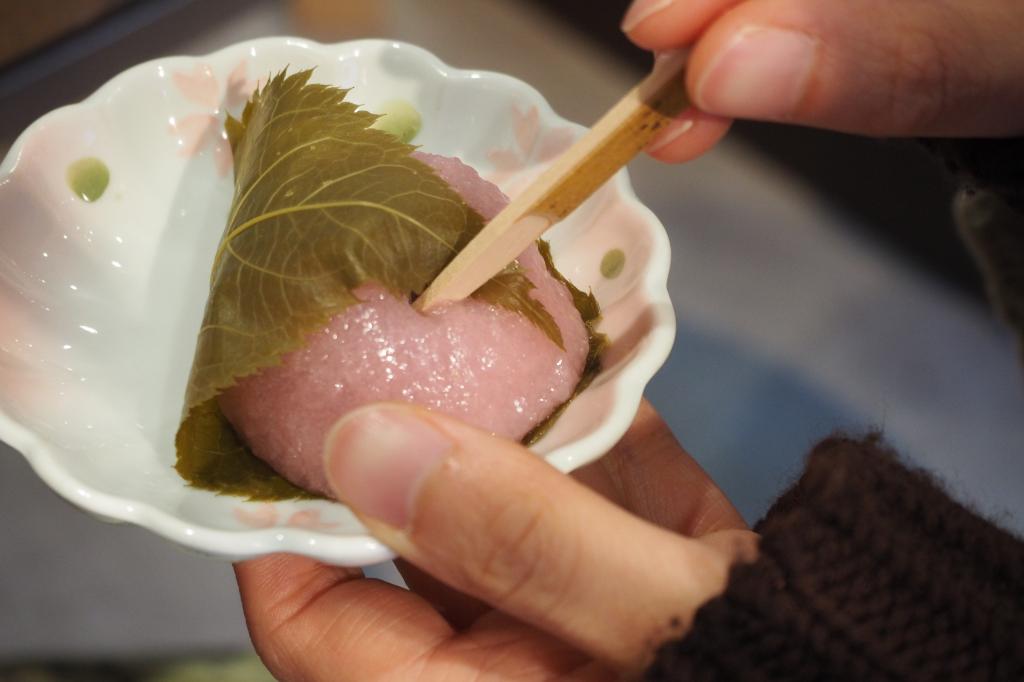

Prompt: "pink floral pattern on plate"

[232,503,278,529]
[234,504,340,531]
[167,60,258,176]
[487,104,576,188]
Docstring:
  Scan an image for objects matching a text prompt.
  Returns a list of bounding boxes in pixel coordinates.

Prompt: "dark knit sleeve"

[645,435,1024,681]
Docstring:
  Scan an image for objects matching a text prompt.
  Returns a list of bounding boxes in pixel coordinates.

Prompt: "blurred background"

[1,0,1021,679]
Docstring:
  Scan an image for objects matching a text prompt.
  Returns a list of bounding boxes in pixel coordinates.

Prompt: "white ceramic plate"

[0,38,674,566]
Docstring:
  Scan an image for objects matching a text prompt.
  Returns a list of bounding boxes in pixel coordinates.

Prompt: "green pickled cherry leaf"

[175,69,567,499]
[175,401,312,500]
[523,240,608,445]
[474,263,564,350]
[537,240,601,324]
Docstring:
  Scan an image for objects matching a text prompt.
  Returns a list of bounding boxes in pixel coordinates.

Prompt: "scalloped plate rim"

[0,37,675,566]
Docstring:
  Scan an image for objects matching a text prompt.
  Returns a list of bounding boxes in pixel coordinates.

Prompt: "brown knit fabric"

[645,435,1024,681]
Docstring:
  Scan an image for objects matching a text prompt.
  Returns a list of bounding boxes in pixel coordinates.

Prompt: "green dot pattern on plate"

[370,99,422,144]
[600,248,626,279]
[67,157,110,202]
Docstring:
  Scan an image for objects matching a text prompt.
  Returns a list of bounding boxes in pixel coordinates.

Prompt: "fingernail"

[647,112,696,153]
[324,406,452,528]
[621,0,674,32]
[696,26,817,120]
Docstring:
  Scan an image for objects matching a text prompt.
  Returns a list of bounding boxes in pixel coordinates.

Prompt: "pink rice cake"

[218,152,590,497]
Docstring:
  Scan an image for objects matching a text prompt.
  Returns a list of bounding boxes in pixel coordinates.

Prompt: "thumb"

[637,0,1024,137]
[322,403,734,670]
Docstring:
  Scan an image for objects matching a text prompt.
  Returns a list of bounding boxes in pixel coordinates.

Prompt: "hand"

[235,401,756,680]
[623,0,1024,159]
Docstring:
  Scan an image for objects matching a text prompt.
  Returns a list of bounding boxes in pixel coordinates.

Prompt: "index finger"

[235,554,602,681]
[234,554,452,680]
[573,400,747,536]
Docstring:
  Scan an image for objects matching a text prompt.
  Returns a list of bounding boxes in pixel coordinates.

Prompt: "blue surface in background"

[647,319,864,525]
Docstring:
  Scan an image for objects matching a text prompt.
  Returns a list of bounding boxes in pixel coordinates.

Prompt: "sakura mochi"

[175,69,600,499]
[217,154,590,497]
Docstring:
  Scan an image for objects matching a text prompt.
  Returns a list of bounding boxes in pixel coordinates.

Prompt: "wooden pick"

[415,50,690,311]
